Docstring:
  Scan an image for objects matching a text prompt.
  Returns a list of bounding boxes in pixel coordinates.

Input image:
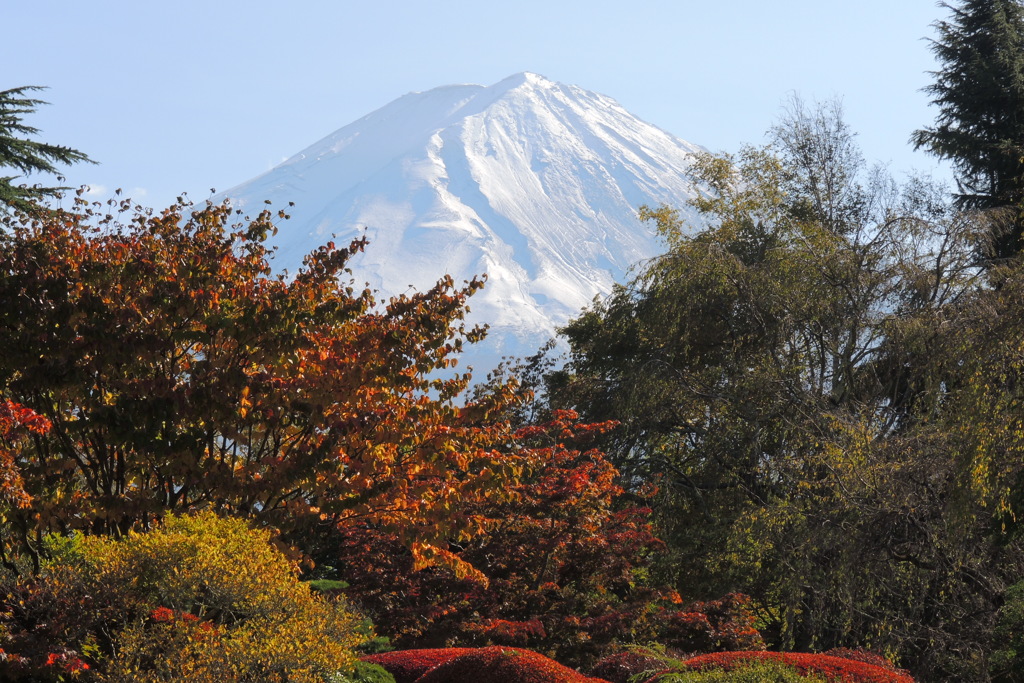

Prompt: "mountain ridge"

[220,72,705,372]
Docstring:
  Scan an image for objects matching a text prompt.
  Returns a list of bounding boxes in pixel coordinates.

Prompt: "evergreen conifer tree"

[0,86,93,212]
[913,0,1024,260]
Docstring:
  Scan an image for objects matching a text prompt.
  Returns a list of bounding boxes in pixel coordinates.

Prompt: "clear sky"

[8,1,950,210]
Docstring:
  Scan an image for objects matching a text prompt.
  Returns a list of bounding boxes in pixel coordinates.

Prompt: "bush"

[361,649,473,683]
[339,660,396,683]
[413,646,605,683]
[645,659,827,682]
[820,649,908,678]
[592,648,828,683]
[0,511,367,681]
[588,648,669,683]
[679,652,915,683]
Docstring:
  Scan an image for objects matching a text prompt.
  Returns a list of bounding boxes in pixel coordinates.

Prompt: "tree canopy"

[0,194,528,580]
[550,101,1020,680]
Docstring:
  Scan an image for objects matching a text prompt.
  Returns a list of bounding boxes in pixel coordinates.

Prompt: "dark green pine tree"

[913,0,1024,260]
[0,85,94,213]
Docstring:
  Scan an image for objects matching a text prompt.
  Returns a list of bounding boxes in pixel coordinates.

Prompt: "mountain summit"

[221,72,703,372]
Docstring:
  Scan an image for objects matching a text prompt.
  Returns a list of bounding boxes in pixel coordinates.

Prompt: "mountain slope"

[221,72,704,373]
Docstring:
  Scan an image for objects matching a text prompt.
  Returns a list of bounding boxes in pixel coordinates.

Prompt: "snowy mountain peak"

[221,74,704,373]
[489,71,551,91]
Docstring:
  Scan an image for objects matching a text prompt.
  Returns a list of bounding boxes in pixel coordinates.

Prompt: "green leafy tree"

[556,102,973,503]
[0,86,94,212]
[912,0,1024,260]
[550,102,1015,679]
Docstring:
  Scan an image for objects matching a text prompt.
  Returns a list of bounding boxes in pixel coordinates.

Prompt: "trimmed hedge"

[678,652,914,683]
[362,649,472,683]
[363,646,914,683]
[414,646,606,683]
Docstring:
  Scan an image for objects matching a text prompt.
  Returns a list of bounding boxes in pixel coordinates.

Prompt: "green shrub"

[645,659,827,682]
[993,580,1024,680]
[334,660,396,683]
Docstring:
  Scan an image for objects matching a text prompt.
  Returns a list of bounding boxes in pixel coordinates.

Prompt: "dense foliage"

[0,86,94,213]
[588,648,670,683]
[362,649,474,683]
[642,659,828,683]
[413,646,606,683]
[913,0,1024,259]
[0,401,50,515]
[549,99,1024,680]
[366,647,606,683]
[0,196,531,580]
[678,652,913,683]
[326,411,761,668]
[0,511,367,681]
[364,647,913,683]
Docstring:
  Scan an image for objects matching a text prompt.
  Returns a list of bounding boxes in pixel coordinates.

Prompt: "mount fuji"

[219,72,704,375]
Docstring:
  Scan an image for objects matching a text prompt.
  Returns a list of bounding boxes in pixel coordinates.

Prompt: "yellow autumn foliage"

[46,511,365,682]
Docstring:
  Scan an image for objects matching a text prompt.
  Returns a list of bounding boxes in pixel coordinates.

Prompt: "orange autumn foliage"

[328,412,762,668]
[0,196,528,577]
[0,401,51,572]
[0,402,49,512]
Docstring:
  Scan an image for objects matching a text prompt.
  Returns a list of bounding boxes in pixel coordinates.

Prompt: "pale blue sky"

[8,1,949,210]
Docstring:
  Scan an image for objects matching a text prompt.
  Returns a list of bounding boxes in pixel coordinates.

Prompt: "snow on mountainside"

[220,72,704,375]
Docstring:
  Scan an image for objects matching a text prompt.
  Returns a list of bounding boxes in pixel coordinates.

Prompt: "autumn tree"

[324,411,762,669]
[0,86,94,213]
[0,194,526,578]
[913,0,1024,260]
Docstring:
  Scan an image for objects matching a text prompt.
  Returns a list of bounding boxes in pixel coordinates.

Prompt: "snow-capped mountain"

[220,72,704,375]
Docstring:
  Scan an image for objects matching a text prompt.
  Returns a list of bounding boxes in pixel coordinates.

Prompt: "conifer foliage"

[913,0,1024,259]
[0,86,93,212]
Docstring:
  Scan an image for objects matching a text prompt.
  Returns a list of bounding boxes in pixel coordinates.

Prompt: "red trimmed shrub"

[680,651,915,683]
[414,646,607,683]
[822,649,910,678]
[361,648,472,683]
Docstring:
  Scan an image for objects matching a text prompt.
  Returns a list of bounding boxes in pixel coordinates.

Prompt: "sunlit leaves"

[0,195,525,574]
[0,512,366,682]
